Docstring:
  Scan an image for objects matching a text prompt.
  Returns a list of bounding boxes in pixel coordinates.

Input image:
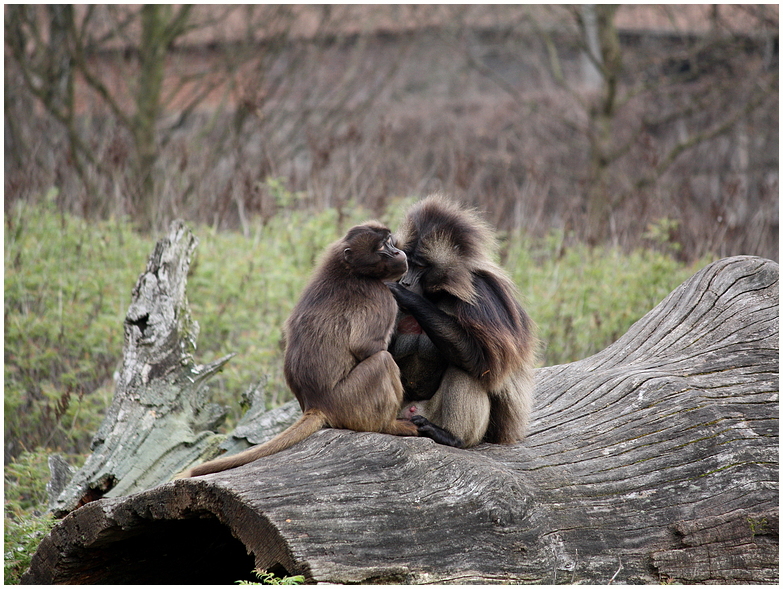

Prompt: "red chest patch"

[397,315,423,334]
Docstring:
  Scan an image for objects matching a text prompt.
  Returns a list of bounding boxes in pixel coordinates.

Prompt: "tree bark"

[49,220,230,516]
[25,256,778,584]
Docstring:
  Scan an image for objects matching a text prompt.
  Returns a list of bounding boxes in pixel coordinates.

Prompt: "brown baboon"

[389,195,536,448]
[183,222,458,478]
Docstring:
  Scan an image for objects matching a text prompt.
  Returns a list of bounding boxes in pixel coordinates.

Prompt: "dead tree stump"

[50,220,232,516]
[24,255,778,585]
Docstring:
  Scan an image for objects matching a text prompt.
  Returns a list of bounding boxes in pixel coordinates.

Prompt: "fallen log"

[24,255,778,584]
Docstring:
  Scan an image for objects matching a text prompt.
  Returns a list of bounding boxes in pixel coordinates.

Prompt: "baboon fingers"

[410,415,465,448]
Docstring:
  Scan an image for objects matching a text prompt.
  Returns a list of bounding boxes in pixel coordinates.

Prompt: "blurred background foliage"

[5,5,777,257]
[3,5,776,582]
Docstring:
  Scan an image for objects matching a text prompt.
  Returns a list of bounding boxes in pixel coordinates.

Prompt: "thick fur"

[390,195,536,447]
[183,222,419,478]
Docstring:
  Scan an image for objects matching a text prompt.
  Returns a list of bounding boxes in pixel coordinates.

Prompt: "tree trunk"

[49,220,230,516]
[582,4,623,244]
[131,5,169,231]
[25,256,778,584]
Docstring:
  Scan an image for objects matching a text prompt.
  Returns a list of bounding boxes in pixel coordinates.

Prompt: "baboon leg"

[485,369,534,444]
[330,350,416,435]
[426,365,491,447]
[382,418,419,436]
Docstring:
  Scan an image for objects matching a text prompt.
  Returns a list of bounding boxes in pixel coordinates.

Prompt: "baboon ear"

[343,247,352,263]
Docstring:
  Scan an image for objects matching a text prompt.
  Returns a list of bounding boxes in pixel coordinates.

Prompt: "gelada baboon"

[183,222,435,478]
[389,195,536,448]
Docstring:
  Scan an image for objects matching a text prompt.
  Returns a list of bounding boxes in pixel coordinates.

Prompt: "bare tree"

[575,4,622,242]
[535,4,778,253]
[6,5,247,230]
[5,5,778,258]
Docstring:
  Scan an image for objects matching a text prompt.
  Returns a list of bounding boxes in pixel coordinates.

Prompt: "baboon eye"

[378,237,397,257]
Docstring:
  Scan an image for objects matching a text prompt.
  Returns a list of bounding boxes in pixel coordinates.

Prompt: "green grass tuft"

[237,569,306,585]
[4,449,57,584]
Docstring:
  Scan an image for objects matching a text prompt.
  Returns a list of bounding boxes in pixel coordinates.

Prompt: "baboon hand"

[387,281,420,310]
[411,415,465,449]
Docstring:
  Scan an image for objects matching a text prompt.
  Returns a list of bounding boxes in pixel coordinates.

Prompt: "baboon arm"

[347,308,394,361]
[389,282,487,377]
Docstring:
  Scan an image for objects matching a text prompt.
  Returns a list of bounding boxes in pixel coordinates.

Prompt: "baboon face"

[395,197,493,302]
[343,224,408,281]
[399,230,465,297]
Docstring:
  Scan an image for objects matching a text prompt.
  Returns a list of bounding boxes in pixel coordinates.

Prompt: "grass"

[237,569,306,585]
[504,229,705,366]
[4,451,56,584]
[3,194,711,583]
[5,192,151,458]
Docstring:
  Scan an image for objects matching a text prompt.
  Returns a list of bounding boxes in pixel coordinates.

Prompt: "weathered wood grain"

[24,256,778,584]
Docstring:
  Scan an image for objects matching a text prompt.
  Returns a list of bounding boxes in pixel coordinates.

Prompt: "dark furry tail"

[180,408,327,478]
